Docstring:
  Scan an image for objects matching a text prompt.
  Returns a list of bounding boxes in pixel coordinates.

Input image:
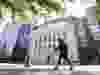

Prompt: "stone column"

[86,6,96,25]
[64,0,72,17]
[65,23,79,60]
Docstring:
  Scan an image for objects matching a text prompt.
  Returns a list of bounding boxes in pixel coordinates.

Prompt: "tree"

[96,0,100,24]
[0,0,64,16]
[0,0,64,23]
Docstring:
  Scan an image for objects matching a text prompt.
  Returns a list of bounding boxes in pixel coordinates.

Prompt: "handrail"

[43,16,80,25]
[32,16,80,31]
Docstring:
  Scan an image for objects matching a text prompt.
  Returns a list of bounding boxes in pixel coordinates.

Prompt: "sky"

[65,0,96,17]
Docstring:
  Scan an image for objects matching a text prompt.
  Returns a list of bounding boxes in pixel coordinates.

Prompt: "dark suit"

[11,43,28,64]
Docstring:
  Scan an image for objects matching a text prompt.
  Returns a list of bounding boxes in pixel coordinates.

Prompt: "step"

[0,57,8,63]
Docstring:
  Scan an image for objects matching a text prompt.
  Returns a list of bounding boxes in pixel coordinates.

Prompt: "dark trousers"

[58,53,71,65]
[10,48,27,64]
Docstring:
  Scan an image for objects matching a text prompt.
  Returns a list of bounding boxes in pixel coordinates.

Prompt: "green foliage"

[35,0,62,12]
[96,0,100,23]
[0,0,64,16]
[46,1,62,11]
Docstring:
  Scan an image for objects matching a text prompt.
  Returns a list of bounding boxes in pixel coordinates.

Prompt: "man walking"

[54,38,72,70]
[11,24,32,64]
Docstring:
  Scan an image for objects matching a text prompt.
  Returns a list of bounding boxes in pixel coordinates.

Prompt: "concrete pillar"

[86,6,96,25]
[64,0,72,17]
[65,23,79,59]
